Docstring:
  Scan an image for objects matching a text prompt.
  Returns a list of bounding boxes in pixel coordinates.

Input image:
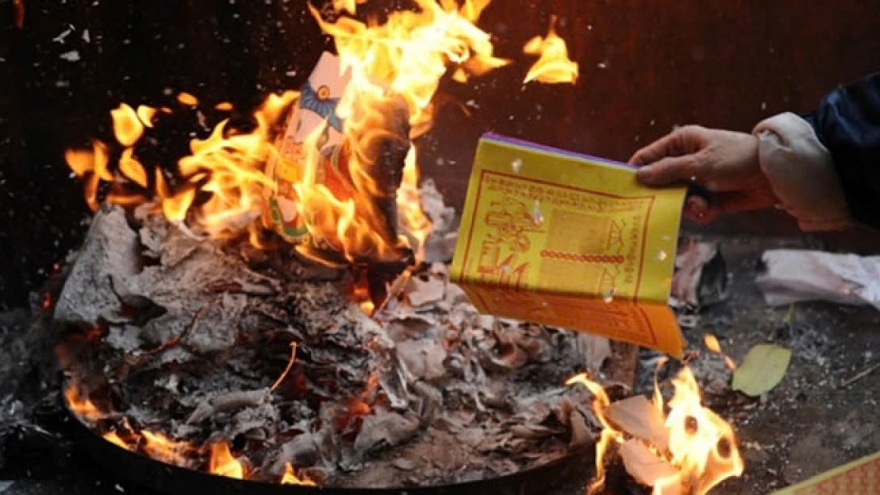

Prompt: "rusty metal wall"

[2,0,880,307]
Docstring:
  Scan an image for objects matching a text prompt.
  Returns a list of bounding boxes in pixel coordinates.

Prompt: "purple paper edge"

[482,133,637,171]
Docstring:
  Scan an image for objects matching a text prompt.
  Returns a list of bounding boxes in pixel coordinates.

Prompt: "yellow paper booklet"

[450,134,687,357]
[771,450,880,494]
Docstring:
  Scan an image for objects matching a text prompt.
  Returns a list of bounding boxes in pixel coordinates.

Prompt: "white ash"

[55,204,622,488]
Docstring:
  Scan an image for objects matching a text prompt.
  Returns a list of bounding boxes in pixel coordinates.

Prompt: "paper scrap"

[605,395,669,453]
[757,249,880,311]
[619,438,680,489]
[731,344,791,397]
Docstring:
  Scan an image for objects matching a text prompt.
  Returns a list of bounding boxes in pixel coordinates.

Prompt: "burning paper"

[450,134,687,356]
[264,51,350,242]
[568,368,744,494]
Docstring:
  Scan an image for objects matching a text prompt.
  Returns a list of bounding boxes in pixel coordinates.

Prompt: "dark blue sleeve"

[802,72,880,230]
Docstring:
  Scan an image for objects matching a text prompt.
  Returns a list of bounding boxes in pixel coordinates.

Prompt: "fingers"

[629,125,706,166]
[635,155,701,186]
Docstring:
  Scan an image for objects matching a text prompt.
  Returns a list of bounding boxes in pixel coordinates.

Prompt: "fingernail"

[636,166,653,181]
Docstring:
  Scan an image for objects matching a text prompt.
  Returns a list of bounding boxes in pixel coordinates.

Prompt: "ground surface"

[3,234,880,495]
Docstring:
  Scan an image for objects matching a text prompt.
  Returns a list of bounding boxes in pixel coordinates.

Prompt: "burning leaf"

[619,439,679,488]
[731,343,791,397]
[523,16,578,84]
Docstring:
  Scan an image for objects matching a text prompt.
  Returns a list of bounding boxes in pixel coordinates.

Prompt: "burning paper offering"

[450,135,687,356]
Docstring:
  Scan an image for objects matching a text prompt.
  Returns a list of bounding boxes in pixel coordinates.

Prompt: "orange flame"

[208,441,246,479]
[142,430,199,467]
[65,0,575,267]
[65,91,298,246]
[64,385,105,423]
[566,373,621,494]
[703,333,737,371]
[523,15,578,84]
[662,368,744,493]
[296,0,507,263]
[103,431,133,451]
[568,367,743,494]
[281,462,316,486]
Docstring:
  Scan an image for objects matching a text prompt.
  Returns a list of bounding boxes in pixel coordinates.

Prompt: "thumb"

[635,155,699,186]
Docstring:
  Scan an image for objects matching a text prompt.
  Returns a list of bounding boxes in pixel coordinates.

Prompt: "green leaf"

[731,344,792,397]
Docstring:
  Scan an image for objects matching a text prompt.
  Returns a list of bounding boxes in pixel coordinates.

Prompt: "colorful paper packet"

[450,134,687,357]
[263,52,351,241]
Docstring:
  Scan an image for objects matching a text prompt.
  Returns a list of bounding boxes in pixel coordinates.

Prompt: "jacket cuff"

[752,112,856,232]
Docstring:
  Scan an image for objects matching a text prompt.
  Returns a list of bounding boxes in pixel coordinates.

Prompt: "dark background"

[2,0,880,309]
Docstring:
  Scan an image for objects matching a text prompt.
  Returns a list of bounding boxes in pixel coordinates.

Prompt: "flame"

[568,367,743,494]
[566,373,620,494]
[65,0,575,268]
[142,430,199,467]
[208,441,246,479]
[103,431,133,451]
[281,462,316,486]
[65,91,298,246]
[523,15,578,84]
[703,333,737,371]
[662,368,744,493]
[294,0,508,263]
[64,385,105,423]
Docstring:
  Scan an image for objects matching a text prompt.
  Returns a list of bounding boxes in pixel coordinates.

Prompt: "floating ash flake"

[59,50,81,62]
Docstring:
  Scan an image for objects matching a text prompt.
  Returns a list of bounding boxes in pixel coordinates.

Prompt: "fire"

[296,0,508,263]
[523,15,579,84]
[142,430,199,467]
[64,0,579,269]
[208,441,246,479]
[703,333,737,371]
[663,368,744,493]
[281,462,316,486]
[568,367,743,494]
[65,91,298,247]
[103,431,133,451]
[565,373,617,494]
[64,385,105,423]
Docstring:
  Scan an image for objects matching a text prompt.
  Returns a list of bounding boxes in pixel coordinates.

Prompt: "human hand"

[629,125,778,224]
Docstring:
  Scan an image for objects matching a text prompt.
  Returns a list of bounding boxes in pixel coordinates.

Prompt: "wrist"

[752,112,855,232]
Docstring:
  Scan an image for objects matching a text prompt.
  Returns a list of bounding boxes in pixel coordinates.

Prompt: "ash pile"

[52,199,621,488]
